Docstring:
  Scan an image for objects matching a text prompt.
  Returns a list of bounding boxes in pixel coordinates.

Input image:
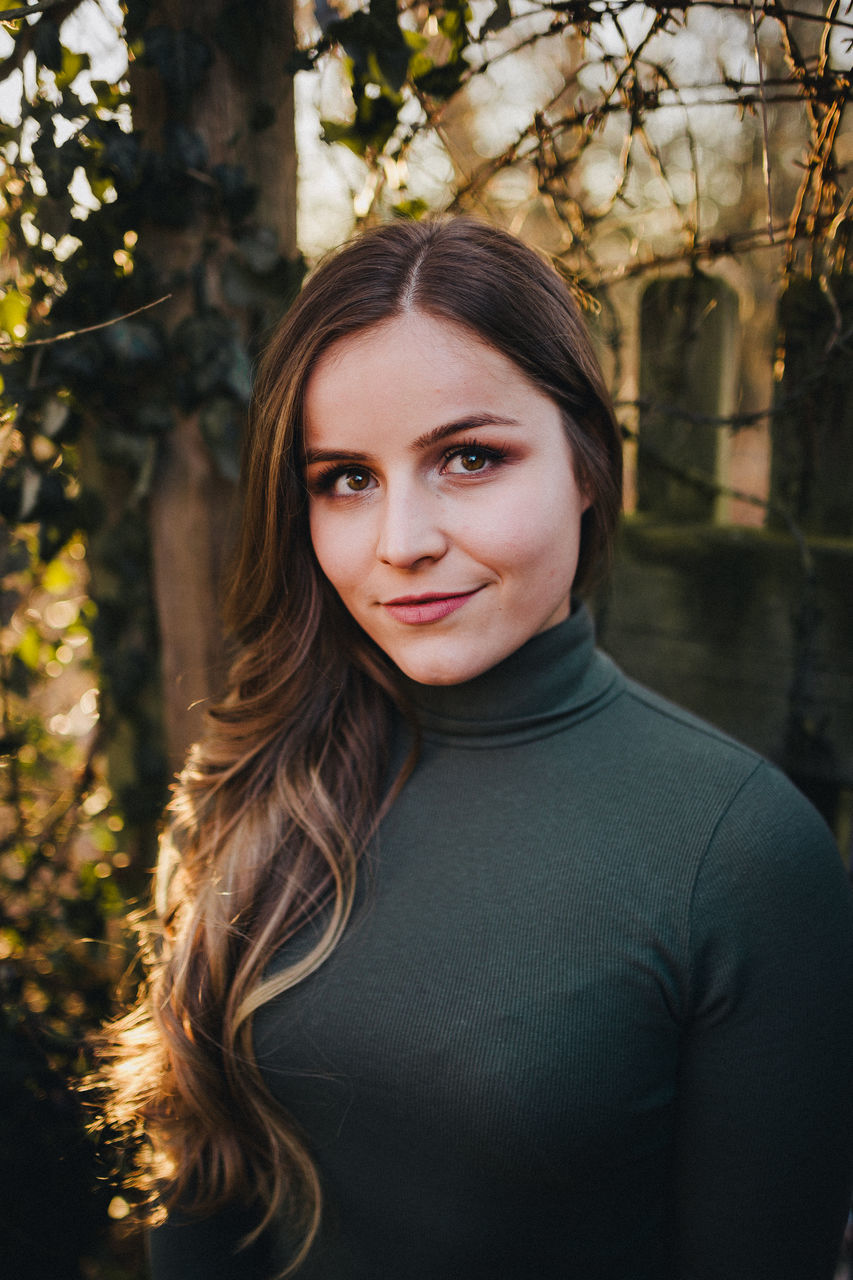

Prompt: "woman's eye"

[332,469,373,494]
[444,447,498,474]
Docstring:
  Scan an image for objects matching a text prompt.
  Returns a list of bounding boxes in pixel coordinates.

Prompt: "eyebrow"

[303,413,522,467]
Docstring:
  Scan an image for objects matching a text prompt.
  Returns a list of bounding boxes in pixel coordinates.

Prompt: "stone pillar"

[637,274,739,522]
[769,273,853,537]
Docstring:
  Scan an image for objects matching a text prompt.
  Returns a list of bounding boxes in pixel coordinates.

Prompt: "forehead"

[303,311,554,445]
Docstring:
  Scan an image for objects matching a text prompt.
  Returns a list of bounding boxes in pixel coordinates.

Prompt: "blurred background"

[0,0,851,1275]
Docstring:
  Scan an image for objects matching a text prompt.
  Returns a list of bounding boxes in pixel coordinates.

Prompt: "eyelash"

[442,439,509,473]
[309,439,509,495]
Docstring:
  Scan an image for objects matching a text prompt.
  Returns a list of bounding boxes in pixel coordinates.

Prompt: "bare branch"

[749,0,776,243]
[0,0,78,21]
[0,295,173,351]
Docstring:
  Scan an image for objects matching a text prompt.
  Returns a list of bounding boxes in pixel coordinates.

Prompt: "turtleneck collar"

[394,601,621,746]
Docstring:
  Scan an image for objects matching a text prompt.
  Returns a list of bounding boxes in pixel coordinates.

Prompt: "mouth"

[382,588,483,625]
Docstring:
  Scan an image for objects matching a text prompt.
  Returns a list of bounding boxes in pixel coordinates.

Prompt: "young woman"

[104,218,853,1280]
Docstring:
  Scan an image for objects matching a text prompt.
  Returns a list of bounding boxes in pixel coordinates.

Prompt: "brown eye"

[443,443,505,476]
[345,470,371,491]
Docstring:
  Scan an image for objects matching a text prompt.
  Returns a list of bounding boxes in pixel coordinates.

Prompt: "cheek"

[464,490,582,572]
[308,510,352,592]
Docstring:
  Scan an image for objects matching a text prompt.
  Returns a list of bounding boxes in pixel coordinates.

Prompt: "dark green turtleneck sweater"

[150,607,853,1280]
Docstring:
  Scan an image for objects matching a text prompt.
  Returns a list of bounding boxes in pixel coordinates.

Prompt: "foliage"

[0,0,850,1276]
[302,0,851,276]
[0,1,300,1273]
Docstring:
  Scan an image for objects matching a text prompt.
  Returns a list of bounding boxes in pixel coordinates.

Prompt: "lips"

[382,588,482,625]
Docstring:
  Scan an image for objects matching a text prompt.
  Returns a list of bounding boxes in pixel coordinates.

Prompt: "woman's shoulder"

[596,662,840,875]
[610,668,764,764]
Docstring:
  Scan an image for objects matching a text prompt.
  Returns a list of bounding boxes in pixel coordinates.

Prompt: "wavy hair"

[96,217,623,1273]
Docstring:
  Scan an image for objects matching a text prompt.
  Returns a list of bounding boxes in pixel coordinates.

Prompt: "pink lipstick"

[383,589,481,625]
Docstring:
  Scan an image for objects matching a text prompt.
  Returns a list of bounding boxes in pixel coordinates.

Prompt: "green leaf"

[199,395,243,483]
[0,587,20,629]
[99,123,141,186]
[402,30,429,53]
[35,194,72,243]
[235,225,280,274]
[141,27,213,109]
[101,319,165,368]
[134,401,174,435]
[482,0,512,35]
[17,625,41,671]
[94,424,154,473]
[173,311,253,405]
[413,60,465,100]
[220,250,305,313]
[6,653,30,697]
[32,20,63,73]
[211,164,258,222]
[55,49,90,92]
[0,289,29,339]
[42,559,74,594]
[392,197,429,220]
[90,80,127,112]
[32,133,86,201]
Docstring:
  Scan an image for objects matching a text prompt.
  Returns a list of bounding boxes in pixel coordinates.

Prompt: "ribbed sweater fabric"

[150,606,853,1280]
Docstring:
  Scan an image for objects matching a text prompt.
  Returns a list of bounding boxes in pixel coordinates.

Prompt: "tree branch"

[0,295,172,351]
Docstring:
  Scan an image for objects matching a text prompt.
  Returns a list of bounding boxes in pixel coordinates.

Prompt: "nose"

[375,481,448,568]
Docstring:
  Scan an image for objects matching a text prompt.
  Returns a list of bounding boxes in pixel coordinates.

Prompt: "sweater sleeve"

[675,761,853,1280]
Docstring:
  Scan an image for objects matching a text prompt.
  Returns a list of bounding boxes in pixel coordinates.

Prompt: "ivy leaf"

[101,319,166,369]
[47,336,105,383]
[55,48,90,91]
[32,20,63,73]
[133,401,174,435]
[392,197,429,220]
[19,468,40,521]
[36,194,72,242]
[32,132,85,201]
[20,469,66,526]
[328,0,409,95]
[211,164,258,222]
[314,0,339,36]
[89,80,127,112]
[215,0,265,77]
[3,654,30,697]
[284,49,316,74]
[235,225,280,274]
[141,27,213,111]
[173,310,252,406]
[481,0,511,36]
[323,91,399,156]
[413,61,465,100]
[132,152,195,228]
[83,119,141,187]
[199,395,243,483]
[16,625,41,672]
[220,249,305,312]
[165,122,208,173]
[0,289,30,339]
[94,423,155,474]
[40,397,70,440]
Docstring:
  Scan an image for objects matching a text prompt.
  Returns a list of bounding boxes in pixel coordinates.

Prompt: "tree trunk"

[129,0,297,773]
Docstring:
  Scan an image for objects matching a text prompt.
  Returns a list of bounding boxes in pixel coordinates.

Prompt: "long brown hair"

[97,217,623,1272]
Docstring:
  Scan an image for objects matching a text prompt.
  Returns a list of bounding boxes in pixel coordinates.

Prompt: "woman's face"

[304,311,590,686]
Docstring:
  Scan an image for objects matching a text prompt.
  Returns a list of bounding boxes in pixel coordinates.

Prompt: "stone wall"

[596,272,853,859]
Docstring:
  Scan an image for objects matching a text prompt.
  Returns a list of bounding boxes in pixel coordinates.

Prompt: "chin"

[389,645,499,687]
